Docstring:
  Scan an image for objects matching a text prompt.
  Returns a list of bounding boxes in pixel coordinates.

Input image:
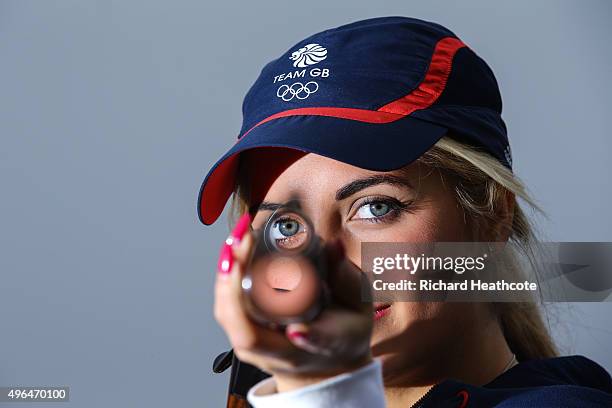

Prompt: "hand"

[214,213,373,392]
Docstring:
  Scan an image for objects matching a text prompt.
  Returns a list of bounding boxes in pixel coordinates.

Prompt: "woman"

[198,17,612,407]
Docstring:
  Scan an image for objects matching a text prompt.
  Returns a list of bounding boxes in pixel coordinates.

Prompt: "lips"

[373,303,391,320]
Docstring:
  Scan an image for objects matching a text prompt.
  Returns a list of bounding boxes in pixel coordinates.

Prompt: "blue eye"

[356,202,391,219]
[271,218,302,238]
[352,198,412,223]
[269,217,310,250]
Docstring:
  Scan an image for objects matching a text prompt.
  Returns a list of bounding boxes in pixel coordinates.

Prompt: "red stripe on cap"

[378,37,465,115]
[239,108,402,139]
[238,36,466,140]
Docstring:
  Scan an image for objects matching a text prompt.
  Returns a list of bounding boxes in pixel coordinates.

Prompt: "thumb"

[285,306,371,358]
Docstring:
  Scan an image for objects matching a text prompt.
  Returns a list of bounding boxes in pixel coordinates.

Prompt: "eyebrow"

[250,202,284,213]
[334,174,413,201]
[249,173,413,214]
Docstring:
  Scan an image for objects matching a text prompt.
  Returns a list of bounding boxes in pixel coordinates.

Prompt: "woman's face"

[249,152,489,383]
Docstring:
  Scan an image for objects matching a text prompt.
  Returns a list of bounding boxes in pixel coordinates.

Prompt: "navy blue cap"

[198,16,511,225]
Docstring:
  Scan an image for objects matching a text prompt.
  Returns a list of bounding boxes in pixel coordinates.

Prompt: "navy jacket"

[213,350,612,407]
[415,355,612,407]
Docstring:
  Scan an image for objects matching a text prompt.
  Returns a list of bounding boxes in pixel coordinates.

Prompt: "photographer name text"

[372,279,538,292]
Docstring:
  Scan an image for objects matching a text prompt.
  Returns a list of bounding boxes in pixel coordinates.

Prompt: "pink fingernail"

[287,331,308,341]
[287,330,323,354]
[230,213,251,243]
[217,244,233,275]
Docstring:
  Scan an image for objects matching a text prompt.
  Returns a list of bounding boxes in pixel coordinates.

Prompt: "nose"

[307,210,343,246]
[307,211,361,269]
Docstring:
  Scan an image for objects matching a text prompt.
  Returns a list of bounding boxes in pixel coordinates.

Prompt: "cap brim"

[197,114,447,225]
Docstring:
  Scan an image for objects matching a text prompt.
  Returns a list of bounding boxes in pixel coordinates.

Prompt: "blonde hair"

[418,137,557,361]
[229,136,558,362]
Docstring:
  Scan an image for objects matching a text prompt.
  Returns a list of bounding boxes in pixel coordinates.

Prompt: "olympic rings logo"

[276,81,319,101]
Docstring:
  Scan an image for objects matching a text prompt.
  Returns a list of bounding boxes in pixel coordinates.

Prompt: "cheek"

[352,206,468,245]
[410,193,469,241]
[414,204,469,242]
[343,206,468,270]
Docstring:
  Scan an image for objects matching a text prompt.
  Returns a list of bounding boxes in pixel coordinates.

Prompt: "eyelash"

[258,197,413,235]
[354,197,413,224]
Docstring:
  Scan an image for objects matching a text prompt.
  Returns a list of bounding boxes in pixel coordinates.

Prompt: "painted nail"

[230,213,251,244]
[287,330,329,355]
[290,334,310,350]
[287,330,309,342]
[217,244,233,275]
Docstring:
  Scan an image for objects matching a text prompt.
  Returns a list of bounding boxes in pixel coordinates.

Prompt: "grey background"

[0,1,610,406]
